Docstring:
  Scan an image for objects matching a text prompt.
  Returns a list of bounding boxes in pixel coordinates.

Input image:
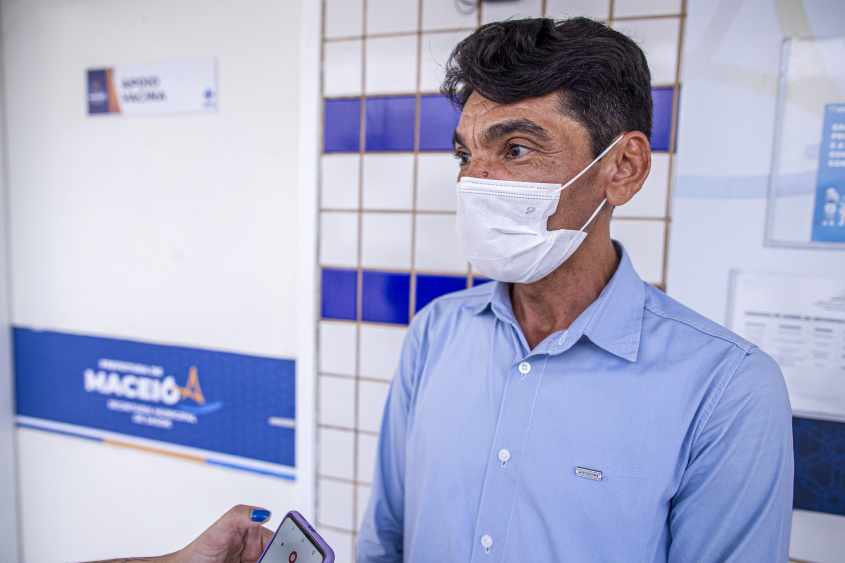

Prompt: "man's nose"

[465,156,499,179]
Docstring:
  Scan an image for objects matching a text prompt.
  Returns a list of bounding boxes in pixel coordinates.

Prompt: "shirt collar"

[464,242,645,361]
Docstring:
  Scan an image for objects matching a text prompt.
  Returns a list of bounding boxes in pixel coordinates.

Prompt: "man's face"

[453,92,607,231]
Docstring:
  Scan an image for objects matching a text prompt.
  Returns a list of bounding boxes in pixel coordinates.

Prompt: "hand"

[165,504,274,563]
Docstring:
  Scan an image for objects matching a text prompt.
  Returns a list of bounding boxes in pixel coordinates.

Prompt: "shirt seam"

[691,345,752,449]
[643,301,752,352]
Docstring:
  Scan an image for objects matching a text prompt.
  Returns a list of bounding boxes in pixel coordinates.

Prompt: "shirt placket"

[469,348,547,562]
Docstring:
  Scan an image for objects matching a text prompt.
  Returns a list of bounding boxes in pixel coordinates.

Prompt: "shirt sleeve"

[356,316,423,563]
[668,346,794,562]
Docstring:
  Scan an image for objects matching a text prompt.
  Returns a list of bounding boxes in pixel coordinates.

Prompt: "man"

[356,17,793,562]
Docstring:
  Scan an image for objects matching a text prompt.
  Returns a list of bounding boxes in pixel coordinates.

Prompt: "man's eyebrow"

[452,118,551,149]
[482,118,551,145]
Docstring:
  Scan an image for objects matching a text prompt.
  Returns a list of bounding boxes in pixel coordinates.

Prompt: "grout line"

[321,207,456,214]
[661,1,687,292]
[612,13,686,22]
[352,0,370,537]
[319,372,393,385]
[408,0,424,325]
[318,475,374,488]
[319,423,381,437]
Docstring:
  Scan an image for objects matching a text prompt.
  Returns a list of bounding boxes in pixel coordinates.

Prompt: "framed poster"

[766,36,845,248]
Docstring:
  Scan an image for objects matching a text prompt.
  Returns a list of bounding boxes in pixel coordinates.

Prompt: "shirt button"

[480,534,493,549]
[498,448,511,462]
[518,361,531,374]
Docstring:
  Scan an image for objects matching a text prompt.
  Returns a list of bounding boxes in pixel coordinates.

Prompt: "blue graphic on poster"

[14,328,295,477]
[812,104,845,242]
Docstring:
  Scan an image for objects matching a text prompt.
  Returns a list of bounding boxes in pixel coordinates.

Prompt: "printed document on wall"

[729,271,845,421]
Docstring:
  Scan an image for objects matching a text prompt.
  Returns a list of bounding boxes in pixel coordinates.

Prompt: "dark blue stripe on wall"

[321,268,358,320]
[793,417,845,516]
[324,99,361,153]
[361,271,411,324]
[366,96,416,151]
[650,87,674,151]
[419,95,462,151]
[415,274,467,312]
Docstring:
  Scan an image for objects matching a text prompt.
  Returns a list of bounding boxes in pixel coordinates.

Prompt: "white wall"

[668,1,845,561]
[2,0,319,560]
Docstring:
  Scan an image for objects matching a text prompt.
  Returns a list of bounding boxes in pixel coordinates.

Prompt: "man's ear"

[604,132,651,207]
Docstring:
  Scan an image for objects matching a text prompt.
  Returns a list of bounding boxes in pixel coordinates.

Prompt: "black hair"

[441,17,653,158]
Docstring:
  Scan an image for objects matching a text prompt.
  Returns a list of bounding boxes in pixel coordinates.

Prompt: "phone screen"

[259,514,326,563]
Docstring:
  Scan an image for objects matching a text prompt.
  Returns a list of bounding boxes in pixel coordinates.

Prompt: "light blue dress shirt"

[357,246,794,562]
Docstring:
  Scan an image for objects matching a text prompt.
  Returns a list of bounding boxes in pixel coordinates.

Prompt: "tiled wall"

[316,0,685,559]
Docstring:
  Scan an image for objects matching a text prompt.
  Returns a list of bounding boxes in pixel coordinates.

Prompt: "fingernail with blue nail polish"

[251,509,270,522]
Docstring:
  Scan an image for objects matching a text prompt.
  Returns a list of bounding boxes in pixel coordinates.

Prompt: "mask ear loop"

[579,198,607,231]
[552,134,625,196]
[557,134,625,233]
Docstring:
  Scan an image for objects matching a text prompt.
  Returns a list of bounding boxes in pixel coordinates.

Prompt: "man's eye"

[507,145,528,157]
[453,150,471,165]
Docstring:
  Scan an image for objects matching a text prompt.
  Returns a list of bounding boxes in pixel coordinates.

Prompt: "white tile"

[365,35,419,95]
[359,324,406,381]
[318,478,354,530]
[324,40,364,97]
[362,154,415,211]
[319,427,356,480]
[614,152,670,218]
[319,321,358,376]
[357,380,391,433]
[356,433,379,484]
[322,155,361,211]
[319,375,357,429]
[613,17,680,85]
[609,219,666,284]
[420,31,471,92]
[415,214,468,273]
[325,0,364,39]
[317,528,354,563]
[360,212,413,269]
[356,484,373,533]
[422,0,479,31]
[545,0,610,19]
[320,211,360,267]
[417,153,459,212]
[481,0,543,24]
[367,0,419,35]
[613,0,682,18]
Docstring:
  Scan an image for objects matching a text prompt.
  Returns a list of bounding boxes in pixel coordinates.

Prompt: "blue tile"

[324,99,361,153]
[793,417,845,516]
[361,270,411,324]
[321,269,358,320]
[650,87,674,152]
[415,274,467,312]
[419,95,462,151]
[365,96,416,152]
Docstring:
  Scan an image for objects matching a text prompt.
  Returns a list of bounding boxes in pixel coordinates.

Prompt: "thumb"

[226,504,271,527]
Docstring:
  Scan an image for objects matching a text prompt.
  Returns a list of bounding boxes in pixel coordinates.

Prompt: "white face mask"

[455,135,622,284]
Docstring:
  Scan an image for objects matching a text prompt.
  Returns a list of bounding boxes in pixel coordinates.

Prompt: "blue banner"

[14,328,295,476]
[812,103,845,242]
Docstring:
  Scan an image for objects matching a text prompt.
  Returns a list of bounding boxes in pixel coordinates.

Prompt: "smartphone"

[257,510,335,563]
